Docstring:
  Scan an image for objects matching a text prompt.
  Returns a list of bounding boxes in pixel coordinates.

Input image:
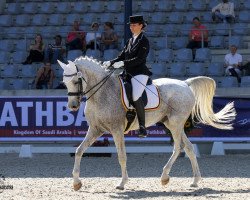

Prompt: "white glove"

[113,61,124,69]
[102,61,111,69]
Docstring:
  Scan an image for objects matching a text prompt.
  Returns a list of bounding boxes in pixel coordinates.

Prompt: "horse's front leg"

[112,132,128,190]
[72,127,102,191]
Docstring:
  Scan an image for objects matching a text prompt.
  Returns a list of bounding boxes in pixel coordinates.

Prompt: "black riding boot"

[134,97,147,138]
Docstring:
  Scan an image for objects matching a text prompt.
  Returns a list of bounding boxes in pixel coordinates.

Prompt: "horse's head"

[58,60,87,111]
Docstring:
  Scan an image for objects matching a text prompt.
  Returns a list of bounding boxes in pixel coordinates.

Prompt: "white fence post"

[211,142,225,155]
[19,145,32,158]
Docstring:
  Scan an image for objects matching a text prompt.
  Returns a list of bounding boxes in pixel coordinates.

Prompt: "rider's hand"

[102,61,111,69]
[113,61,124,69]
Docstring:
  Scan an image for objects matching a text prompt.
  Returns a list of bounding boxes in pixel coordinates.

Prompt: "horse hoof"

[73,182,82,191]
[161,177,170,186]
[190,183,198,188]
[116,185,124,190]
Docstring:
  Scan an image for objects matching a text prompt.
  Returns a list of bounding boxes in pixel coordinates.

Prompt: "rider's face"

[130,23,143,35]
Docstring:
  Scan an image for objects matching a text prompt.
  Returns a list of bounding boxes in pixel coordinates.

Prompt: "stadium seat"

[82,13,98,25]
[151,12,167,24]
[153,37,169,50]
[168,12,183,24]
[99,13,115,24]
[89,1,105,13]
[210,36,225,48]
[72,2,88,13]
[190,0,207,11]
[0,15,12,27]
[173,0,189,11]
[242,0,250,10]
[0,79,11,90]
[0,40,14,52]
[40,27,56,39]
[15,14,31,27]
[23,2,37,14]
[58,26,71,38]
[151,63,167,78]
[168,62,186,77]
[175,48,193,62]
[219,76,238,88]
[12,51,27,63]
[67,50,83,61]
[208,0,220,10]
[24,27,39,39]
[1,65,19,78]
[39,2,55,14]
[241,76,250,87]
[228,36,243,48]
[103,49,119,61]
[206,62,225,76]
[232,23,250,35]
[6,27,23,39]
[106,1,122,12]
[194,48,211,62]
[31,14,47,26]
[172,37,188,50]
[156,0,172,11]
[163,24,177,37]
[214,23,230,36]
[140,0,155,12]
[238,11,250,23]
[0,52,10,64]
[184,12,200,23]
[145,24,162,37]
[56,2,71,14]
[19,64,37,78]
[157,49,173,63]
[147,50,155,63]
[178,23,193,36]
[132,1,140,12]
[115,13,124,24]
[202,12,212,23]
[7,3,22,15]
[85,50,101,60]
[186,62,206,76]
[11,78,30,90]
[48,14,64,26]
[65,14,80,26]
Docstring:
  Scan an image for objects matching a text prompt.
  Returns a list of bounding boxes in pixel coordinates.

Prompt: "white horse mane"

[74,56,104,72]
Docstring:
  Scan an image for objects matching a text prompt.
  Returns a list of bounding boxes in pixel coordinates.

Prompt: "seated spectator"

[34,61,55,89]
[44,35,65,64]
[66,20,86,52]
[22,34,45,65]
[225,45,242,84]
[86,22,101,50]
[186,17,208,59]
[100,22,118,53]
[212,0,235,23]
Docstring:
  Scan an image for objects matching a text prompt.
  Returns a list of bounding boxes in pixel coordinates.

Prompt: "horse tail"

[185,76,236,130]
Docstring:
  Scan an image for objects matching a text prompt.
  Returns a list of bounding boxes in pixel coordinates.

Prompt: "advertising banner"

[0,97,249,141]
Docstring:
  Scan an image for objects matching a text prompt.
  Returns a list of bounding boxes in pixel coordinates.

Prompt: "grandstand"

[0,0,250,92]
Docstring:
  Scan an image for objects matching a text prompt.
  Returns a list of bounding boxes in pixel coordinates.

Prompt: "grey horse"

[58,57,236,191]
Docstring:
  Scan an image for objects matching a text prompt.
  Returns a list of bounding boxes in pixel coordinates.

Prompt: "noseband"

[63,64,116,102]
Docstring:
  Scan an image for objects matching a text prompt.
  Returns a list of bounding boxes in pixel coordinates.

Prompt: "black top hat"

[127,15,146,24]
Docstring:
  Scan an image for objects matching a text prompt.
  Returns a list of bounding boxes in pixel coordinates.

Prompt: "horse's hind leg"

[160,123,183,186]
[72,127,103,191]
[182,132,201,187]
[112,132,128,190]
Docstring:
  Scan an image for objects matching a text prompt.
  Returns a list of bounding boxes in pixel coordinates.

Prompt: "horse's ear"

[57,60,67,70]
[68,60,76,68]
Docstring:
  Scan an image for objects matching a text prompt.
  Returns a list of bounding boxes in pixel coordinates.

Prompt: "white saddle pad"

[118,77,160,110]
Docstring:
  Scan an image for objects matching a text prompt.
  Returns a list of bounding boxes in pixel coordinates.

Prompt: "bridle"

[63,65,116,102]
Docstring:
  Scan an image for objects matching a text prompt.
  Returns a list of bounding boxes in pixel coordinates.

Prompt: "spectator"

[212,0,235,23]
[44,34,65,64]
[186,17,208,59]
[100,22,118,53]
[225,45,242,84]
[66,20,86,52]
[22,34,45,65]
[86,22,101,50]
[35,61,55,89]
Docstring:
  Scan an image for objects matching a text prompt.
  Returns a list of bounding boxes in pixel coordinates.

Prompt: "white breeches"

[131,75,149,101]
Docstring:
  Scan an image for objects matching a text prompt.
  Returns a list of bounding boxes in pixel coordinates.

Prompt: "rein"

[64,65,116,102]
